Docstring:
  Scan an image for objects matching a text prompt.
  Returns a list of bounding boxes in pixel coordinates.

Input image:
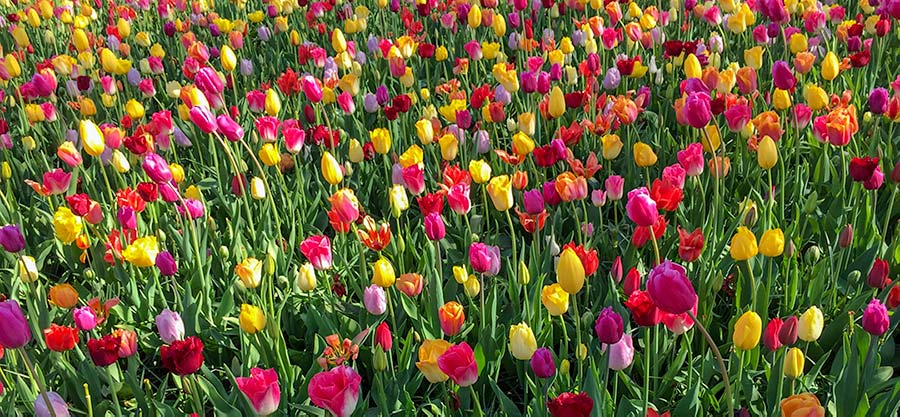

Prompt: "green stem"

[19,349,58,417]
[687,311,732,413]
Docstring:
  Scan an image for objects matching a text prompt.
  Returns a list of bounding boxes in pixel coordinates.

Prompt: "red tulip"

[547,392,594,417]
[650,179,683,211]
[763,317,783,352]
[677,227,705,262]
[87,334,121,367]
[375,322,393,351]
[161,336,205,375]
[625,290,661,326]
[44,324,79,352]
[623,267,642,296]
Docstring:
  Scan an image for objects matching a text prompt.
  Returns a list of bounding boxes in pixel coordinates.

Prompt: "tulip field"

[4,0,900,415]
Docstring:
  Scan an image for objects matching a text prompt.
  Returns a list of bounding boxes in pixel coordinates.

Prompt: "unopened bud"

[839,224,853,248]
[518,261,530,285]
[219,245,230,258]
[784,240,796,258]
[742,203,758,227]
[803,191,818,214]
[373,347,387,371]
[559,359,570,376]
[804,246,821,265]
[891,161,900,183]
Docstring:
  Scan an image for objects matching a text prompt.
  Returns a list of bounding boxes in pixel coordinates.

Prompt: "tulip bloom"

[44,324,79,352]
[733,311,762,350]
[861,299,889,336]
[34,391,70,417]
[437,342,478,387]
[487,175,513,211]
[0,300,32,348]
[155,309,185,344]
[557,248,586,294]
[759,229,785,257]
[783,347,805,379]
[530,347,556,378]
[0,224,25,253]
[781,393,825,417]
[161,336,205,375]
[779,316,799,346]
[730,227,758,260]
[469,242,501,276]
[438,301,465,336]
[308,366,361,417]
[594,307,624,344]
[625,187,658,227]
[647,260,697,314]
[547,392,594,417]
[509,322,538,360]
[763,318,783,352]
[240,304,267,334]
[541,284,570,316]
[677,227,704,262]
[606,334,635,371]
[798,306,824,342]
[416,339,452,383]
[236,368,281,416]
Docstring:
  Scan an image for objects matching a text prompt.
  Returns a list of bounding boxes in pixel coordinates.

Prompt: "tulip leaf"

[673,380,700,417]
[489,380,523,417]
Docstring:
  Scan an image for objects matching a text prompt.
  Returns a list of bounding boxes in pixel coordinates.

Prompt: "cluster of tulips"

[1,0,900,415]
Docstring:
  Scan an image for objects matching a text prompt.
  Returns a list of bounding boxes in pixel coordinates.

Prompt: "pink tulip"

[43,168,72,195]
[723,104,751,132]
[662,164,686,189]
[677,143,705,177]
[300,75,324,103]
[308,366,361,417]
[604,334,634,371]
[142,153,172,183]
[254,116,280,142]
[300,235,333,270]
[771,61,796,90]
[625,187,657,227]
[861,299,889,336]
[469,242,501,276]
[683,92,712,129]
[646,260,697,314]
[189,106,218,133]
[364,285,387,315]
[283,127,306,153]
[236,368,281,416]
[401,165,425,195]
[447,183,471,215]
[437,342,479,387]
[424,213,446,241]
[605,175,624,200]
[216,114,244,141]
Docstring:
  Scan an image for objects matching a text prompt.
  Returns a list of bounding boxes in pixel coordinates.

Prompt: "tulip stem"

[686,311,732,414]
[470,386,484,416]
[571,296,584,384]
[19,348,57,417]
[84,383,93,417]
[746,260,757,311]
[504,210,521,317]
[108,367,123,417]
[643,328,651,415]
[881,186,896,244]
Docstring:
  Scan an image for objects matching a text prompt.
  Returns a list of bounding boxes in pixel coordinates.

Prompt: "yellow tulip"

[439,134,458,161]
[511,132,535,156]
[773,89,792,110]
[265,88,281,116]
[372,257,396,287]
[416,339,452,383]
[744,46,764,70]
[125,99,145,119]
[486,175,513,211]
[123,236,159,268]
[730,226,759,261]
[239,304,267,334]
[469,160,492,184]
[78,119,106,157]
[453,265,470,284]
[759,229,785,257]
[805,84,828,111]
[468,4,482,28]
[389,185,409,218]
[221,45,237,71]
[53,207,82,244]
[601,134,623,160]
[789,33,808,54]
[259,143,280,167]
[370,128,391,154]
[684,54,702,79]
[321,151,343,185]
[757,136,778,170]
[822,51,839,81]
[331,29,347,53]
[541,283,570,316]
[733,311,762,350]
[557,248,585,294]
[415,119,434,144]
[798,306,823,342]
[236,258,263,289]
[783,347,805,379]
[297,263,317,291]
[633,142,658,167]
[509,322,538,360]
[549,86,566,118]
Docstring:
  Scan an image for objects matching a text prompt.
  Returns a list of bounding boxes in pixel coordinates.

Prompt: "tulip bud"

[742,203,758,227]
[250,177,266,200]
[559,359,570,376]
[839,224,853,248]
[518,261,530,285]
[297,263,316,291]
[804,246,821,265]
[803,191,818,214]
[463,272,481,296]
[785,240,797,258]
[783,347,805,379]
[373,347,388,371]
[18,255,39,282]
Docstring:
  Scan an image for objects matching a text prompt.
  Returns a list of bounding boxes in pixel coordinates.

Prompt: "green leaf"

[489,380,523,417]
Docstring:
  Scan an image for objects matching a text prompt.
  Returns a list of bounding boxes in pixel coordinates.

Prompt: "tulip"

[730,226,758,260]
[779,316,799,346]
[821,51,839,81]
[798,306,824,342]
[308,366,361,417]
[438,301,465,336]
[48,284,78,308]
[632,142,657,167]
[625,187,657,227]
[861,299,889,336]
[88,334,120,366]
[469,160,492,184]
[783,347,805,379]
[606,334,635,370]
[771,60,796,90]
[530,347,556,378]
[487,175,513,211]
[364,285,387,315]
[297,263,317,292]
[757,136,778,170]
[236,258,263,289]
[557,248,586,294]
[764,317,783,352]
[733,311,762,350]
[869,88,889,115]
[549,86,565,118]
[370,128,391,154]
[416,339,452,383]
[867,258,890,289]
[759,228,785,257]
[321,152,343,185]
[437,342,478,387]
[683,92,712,128]
[601,134,624,160]
[369,257,395,288]
[389,185,409,217]
[0,300,32,348]
[0,224,26,252]
[73,306,98,331]
[469,242,501,276]
[424,213,446,241]
[781,393,825,417]
[541,284,570,316]
[155,309,185,344]
[594,307,624,344]
[329,189,360,224]
[34,391,70,417]
[236,302,269,336]
[646,260,697,314]
[236,368,281,416]
[396,273,423,297]
[547,392,594,417]
[509,322,538,360]
[301,235,333,271]
[80,119,106,157]
[606,175,624,200]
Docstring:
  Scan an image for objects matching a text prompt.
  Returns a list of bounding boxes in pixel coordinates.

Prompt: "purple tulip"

[0,300,31,348]
[646,260,697,315]
[594,307,625,344]
[530,347,556,378]
[0,224,26,253]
